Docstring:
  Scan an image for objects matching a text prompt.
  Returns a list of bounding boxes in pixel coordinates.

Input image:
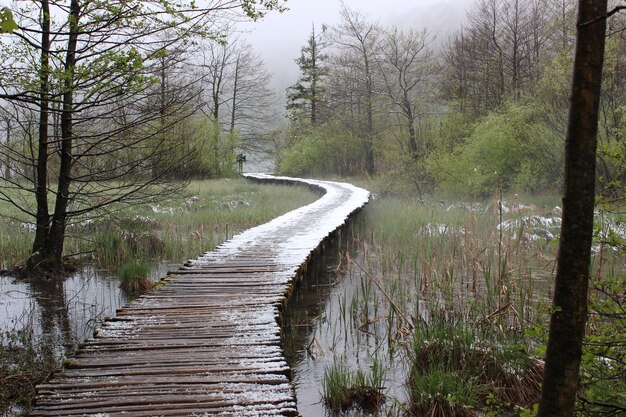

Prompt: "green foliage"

[241,0,287,20]
[286,25,328,125]
[278,124,364,177]
[437,107,476,152]
[373,117,440,196]
[578,274,626,415]
[176,116,239,178]
[427,104,564,197]
[0,7,18,33]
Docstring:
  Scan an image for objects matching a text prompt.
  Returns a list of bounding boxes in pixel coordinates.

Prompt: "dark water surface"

[0,262,174,352]
[282,223,412,417]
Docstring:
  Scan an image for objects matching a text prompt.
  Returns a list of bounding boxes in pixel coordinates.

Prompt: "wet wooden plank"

[31,174,369,417]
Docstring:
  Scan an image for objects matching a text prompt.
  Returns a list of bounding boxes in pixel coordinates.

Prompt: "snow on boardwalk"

[32,174,369,417]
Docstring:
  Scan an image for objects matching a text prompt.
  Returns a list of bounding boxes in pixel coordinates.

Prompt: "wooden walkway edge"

[31,174,370,417]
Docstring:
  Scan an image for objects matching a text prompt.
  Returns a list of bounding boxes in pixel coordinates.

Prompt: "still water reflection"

[282,227,411,417]
[0,262,173,354]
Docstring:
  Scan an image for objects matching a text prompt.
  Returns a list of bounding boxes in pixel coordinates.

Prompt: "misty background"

[242,0,472,93]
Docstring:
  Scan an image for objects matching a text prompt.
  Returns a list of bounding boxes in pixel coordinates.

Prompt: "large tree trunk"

[32,0,51,254]
[537,1,607,416]
[39,0,80,270]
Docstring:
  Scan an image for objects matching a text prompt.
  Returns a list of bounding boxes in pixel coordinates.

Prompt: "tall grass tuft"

[118,260,153,294]
[408,368,480,417]
[322,359,386,412]
[408,309,543,413]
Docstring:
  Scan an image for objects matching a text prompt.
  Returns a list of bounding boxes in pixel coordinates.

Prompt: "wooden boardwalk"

[32,174,369,417]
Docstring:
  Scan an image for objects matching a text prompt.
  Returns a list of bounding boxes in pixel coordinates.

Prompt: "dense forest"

[279,0,625,199]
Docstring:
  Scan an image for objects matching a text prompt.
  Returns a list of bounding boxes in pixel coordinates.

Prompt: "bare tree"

[378,28,434,159]
[328,4,381,175]
[225,42,276,141]
[0,0,286,274]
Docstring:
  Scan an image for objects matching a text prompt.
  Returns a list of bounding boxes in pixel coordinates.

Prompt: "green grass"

[0,178,318,270]
[322,359,386,412]
[321,183,624,416]
[118,260,152,293]
[409,309,543,412]
[408,368,481,417]
[95,178,317,265]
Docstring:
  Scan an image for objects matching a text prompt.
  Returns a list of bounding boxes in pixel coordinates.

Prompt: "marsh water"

[0,262,175,352]
[282,231,412,417]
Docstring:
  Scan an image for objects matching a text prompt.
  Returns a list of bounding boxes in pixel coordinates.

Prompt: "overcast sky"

[240,0,472,93]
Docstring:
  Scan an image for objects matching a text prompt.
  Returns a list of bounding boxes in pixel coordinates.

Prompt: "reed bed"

[311,192,625,416]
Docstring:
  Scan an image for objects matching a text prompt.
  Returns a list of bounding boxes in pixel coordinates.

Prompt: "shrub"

[278,125,364,177]
[426,104,564,197]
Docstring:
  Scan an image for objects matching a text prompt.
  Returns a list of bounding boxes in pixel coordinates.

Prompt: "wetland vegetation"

[1,177,624,417]
[283,190,625,417]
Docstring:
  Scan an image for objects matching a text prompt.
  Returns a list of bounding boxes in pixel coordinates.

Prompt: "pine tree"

[287,24,328,126]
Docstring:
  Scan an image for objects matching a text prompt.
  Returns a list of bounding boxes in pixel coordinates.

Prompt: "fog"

[240,0,473,93]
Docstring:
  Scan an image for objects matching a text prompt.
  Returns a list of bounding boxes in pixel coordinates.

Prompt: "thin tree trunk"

[537,1,607,416]
[4,119,11,180]
[32,0,51,254]
[229,54,239,134]
[311,27,317,125]
[364,54,375,175]
[404,94,418,157]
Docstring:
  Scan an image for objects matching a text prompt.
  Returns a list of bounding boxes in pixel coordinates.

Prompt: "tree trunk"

[364,54,375,175]
[310,27,317,125]
[537,1,607,416]
[404,94,418,157]
[408,120,417,157]
[229,54,239,134]
[40,0,80,270]
[32,0,51,254]
[4,119,11,180]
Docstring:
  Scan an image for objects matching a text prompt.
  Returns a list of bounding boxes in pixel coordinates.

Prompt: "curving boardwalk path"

[32,174,369,417]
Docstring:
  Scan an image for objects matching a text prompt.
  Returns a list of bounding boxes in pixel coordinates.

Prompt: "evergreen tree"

[287,24,328,126]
